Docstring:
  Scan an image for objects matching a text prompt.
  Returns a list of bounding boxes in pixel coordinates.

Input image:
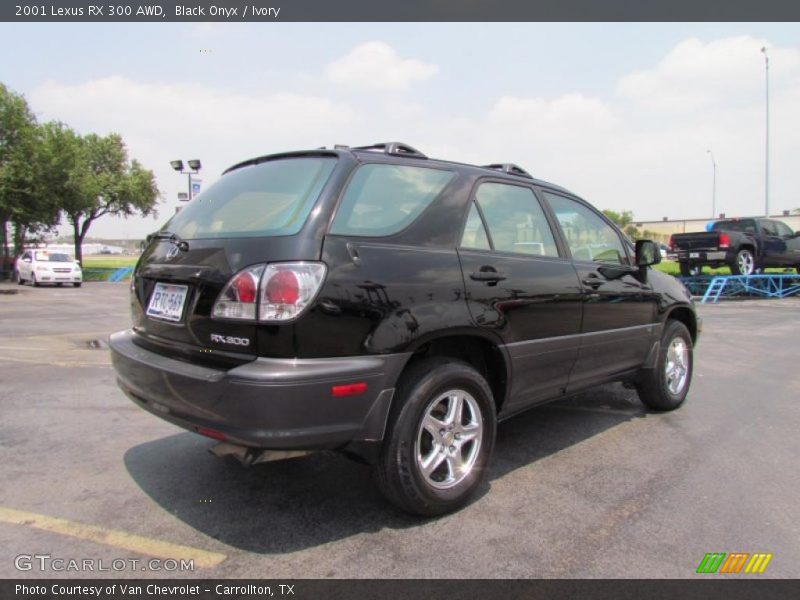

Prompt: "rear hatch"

[131,155,339,365]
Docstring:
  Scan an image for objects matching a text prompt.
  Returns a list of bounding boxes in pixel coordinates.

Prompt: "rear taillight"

[259,263,326,321]
[212,265,264,320]
[719,233,730,248]
[668,235,674,251]
[212,262,326,322]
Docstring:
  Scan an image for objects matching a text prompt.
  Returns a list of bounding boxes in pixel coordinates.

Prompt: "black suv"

[110,142,699,516]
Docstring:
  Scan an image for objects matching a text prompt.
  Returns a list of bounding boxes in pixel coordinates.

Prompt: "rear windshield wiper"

[147,230,189,251]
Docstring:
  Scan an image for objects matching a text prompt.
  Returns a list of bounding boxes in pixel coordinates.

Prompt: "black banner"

[3,0,800,22]
[3,579,800,600]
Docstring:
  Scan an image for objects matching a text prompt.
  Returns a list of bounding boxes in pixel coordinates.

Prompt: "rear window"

[330,164,455,237]
[163,157,337,239]
[711,220,757,233]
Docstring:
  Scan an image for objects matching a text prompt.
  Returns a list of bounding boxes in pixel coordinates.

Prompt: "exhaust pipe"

[209,442,314,466]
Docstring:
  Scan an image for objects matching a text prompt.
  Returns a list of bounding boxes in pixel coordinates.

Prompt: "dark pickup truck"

[669,218,800,276]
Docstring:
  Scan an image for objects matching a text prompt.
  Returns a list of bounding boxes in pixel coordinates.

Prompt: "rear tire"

[729,249,755,275]
[636,320,693,411]
[374,358,496,516]
[678,263,701,277]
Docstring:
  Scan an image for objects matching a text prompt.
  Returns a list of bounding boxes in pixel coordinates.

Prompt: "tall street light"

[170,159,202,201]
[761,46,770,217]
[706,149,717,219]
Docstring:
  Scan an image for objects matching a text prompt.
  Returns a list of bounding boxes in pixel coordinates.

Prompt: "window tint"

[712,220,757,233]
[544,192,627,264]
[460,202,490,250]
[330,164,455,236]
[474,183,558,257]
[164,157,337,239]
[774,220,794,237]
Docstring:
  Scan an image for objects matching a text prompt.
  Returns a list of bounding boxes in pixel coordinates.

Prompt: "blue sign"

[191,179,202,195]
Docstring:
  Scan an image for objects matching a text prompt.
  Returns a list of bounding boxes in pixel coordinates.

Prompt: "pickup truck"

[669,218,800,276]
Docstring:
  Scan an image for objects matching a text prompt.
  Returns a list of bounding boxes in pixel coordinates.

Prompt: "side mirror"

[635,240,661,267]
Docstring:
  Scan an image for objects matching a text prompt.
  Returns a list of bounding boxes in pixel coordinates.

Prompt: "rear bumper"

[675,250,730,263]
[109,329,410,449]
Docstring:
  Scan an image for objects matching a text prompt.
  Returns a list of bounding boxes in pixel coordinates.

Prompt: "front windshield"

[34,252,73,262]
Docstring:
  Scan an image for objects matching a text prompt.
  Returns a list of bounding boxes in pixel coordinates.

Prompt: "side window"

[774,221,794,237]
[760,220,778,236]
[330,164,455,237]
[543,192,627,265]
[473,182,558,257]
[460,202,490,250]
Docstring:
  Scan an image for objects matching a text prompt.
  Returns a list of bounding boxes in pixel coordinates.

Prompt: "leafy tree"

[58,132,160,264]
[0,83,38,275]
[603,209,640,239]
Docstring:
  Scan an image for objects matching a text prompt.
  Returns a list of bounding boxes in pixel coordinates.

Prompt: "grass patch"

[82,255,139,269]
[654,260,794,277]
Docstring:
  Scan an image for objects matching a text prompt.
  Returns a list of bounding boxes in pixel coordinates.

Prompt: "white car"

[16,249,82,287]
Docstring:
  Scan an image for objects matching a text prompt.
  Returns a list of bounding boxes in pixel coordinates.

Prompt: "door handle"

[470,271,507,283]
[581,274,604,289]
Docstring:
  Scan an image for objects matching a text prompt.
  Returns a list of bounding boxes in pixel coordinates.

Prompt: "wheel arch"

[665,305,697,344]
[401,329,511,413]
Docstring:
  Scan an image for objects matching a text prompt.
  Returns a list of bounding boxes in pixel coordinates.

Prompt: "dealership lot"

[0,282,798,578]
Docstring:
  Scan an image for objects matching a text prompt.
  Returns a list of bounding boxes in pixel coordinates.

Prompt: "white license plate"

[689,252,700,258]
[146,283,189,322]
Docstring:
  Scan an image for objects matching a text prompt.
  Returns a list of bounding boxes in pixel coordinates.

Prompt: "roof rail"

[352,142,427,159]
[482,163,533,179]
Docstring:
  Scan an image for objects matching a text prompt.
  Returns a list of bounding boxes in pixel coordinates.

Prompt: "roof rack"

[352,142,427,159]
[482,163,533,179]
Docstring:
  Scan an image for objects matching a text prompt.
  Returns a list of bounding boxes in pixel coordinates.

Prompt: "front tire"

[16,271,23,285]
[729,249,755,275]
[636,320,693,411]
[30,274,39,287]
[73,282,82,288]
[374,358,497,516]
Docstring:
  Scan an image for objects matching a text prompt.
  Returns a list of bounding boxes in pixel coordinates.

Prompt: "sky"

[1,22,799,239]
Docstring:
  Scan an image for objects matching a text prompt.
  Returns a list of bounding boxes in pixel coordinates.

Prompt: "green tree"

[58,132,160,264]
[603,208,641,239]
[0,83,38,275]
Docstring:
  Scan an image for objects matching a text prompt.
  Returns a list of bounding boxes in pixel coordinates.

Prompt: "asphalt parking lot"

[0,281,798,579]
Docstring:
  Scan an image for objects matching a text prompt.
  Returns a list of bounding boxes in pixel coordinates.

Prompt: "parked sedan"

[16,250,82,287]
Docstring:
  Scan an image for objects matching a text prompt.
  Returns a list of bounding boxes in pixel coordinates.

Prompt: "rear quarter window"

[330,164,455,237]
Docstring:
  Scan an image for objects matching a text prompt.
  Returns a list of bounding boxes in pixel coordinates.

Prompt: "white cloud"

[28,76,356,237]
[618,36,800,110]
[21,35,800,239]
[324,41,439,91]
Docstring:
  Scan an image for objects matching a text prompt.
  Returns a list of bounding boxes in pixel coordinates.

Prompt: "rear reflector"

[196,427,227,441]
[331,382,368,397]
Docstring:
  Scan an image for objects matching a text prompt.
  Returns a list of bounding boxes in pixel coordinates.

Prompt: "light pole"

[170,159,202,201]
[706,149,716,219]
[761,46,769,217]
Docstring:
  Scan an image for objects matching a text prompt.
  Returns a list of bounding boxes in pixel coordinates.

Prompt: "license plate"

[146,283,189,322]
[689,252,700,259]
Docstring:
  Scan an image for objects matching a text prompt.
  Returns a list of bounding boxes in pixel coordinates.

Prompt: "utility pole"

[761,47,770,217]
